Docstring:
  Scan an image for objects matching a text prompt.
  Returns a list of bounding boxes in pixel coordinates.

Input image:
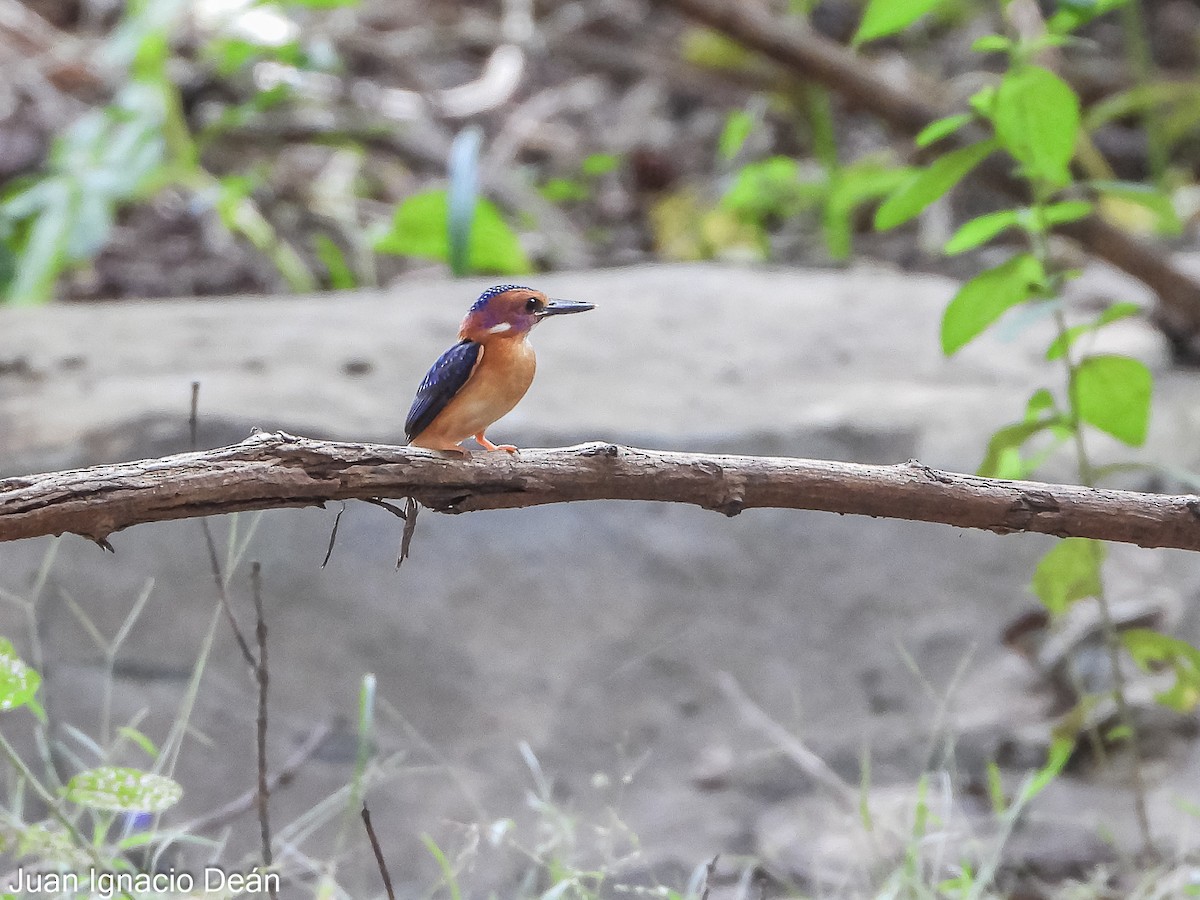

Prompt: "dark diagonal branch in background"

[2,432,1199,554]
[658,0,1200,342]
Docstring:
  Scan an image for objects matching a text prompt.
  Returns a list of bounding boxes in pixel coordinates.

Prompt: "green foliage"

[64,767,182,813]
[314,234,357,289]
[853,0,949,45]
[0,0,353,303]
[581,153,619,177]
[1048,0,1133,34]
[875,0,1191,789]
[1089,180,1183,236]
[723,157,825,223]
[977,389,1068,479]
[990,66,1080,189]
[1031,538,1105,616]
[874,139,997,230]
[1123,629,1200,711]
[940,254,1044,354]
[0,638,41,713]
[680,28,754,71]
[0,83,169,304]
[540,154,622,205]
[721,149,910,261]
[374,189,531,275]
[914,113,973,148]
[823,160,913,259]
[1073,354,1152,446]
[1045,302,1140,360]
[718,109,756,161]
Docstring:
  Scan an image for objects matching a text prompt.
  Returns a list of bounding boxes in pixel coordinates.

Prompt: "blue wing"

[404,340,482,442]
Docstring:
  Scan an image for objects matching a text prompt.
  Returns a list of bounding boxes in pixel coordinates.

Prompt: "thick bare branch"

[2,432,1199,552]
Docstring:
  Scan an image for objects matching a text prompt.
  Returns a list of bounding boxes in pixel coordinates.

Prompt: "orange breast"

[416,337,536,445]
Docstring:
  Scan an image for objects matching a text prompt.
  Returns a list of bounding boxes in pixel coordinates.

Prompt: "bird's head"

[459,285,594,342]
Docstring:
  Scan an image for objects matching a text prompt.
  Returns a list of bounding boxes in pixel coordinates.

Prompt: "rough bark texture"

[3,432,1200,551]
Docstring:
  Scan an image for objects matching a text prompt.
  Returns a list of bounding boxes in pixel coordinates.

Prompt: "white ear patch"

[487,322,513,334]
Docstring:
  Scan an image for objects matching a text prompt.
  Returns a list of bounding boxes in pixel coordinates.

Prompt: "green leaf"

[944,209,1022,255]
[1040,200,1093,227]
[0,639,40,712]
[581,153,619,176]
[976,392,1063,479]
[875,140,998,230]
[1073,354,1152,446]
[1048,0,1132,34]
[822,158,911,259]
[65,767,182,813]
[853,0,946,44]
[1123,629,1200,712]
[1045,302,1141,360]
[991,66,1080,188]
[978,419,1054,478]
[985,760,1006,814]
[969,85,997,119]
[1032,538,1104,616]
[722,157,824,222]
[941,253,1044,354]
[718,110,755,161]
[971,34,1012,53]
[1026,388,1056,418]
[1023,737,1073,800]
[374,189,530,276]
[915,113,973,148]
[540,178,589,203]
[116,726,160,760]
[314,234,356,290]
[681,28,753,70]
[1089,180,1182,236]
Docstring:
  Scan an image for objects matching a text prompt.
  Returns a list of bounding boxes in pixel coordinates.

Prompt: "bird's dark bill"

[538,299,595,316]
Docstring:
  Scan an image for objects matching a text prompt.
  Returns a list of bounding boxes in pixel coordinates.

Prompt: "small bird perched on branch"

[405,284,594,454]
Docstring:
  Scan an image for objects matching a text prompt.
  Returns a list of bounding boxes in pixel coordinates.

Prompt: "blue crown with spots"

[469,284,533,313]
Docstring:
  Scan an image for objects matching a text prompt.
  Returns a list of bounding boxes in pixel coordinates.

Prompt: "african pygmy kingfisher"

[404,285,594,454]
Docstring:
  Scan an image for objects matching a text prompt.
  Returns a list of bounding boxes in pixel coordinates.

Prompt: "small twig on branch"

[657,0,1200,340]
[192,382,258,670]
[321,503,347,569]
[2,432,1199,554]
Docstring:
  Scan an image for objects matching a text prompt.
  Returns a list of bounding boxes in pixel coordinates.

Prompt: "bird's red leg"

[475,432,519,453]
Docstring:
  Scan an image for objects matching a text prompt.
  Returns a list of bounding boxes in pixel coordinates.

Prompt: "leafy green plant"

[0,0,357,303]
[373,189,530,276]
[864,0,1191,852]
[540,153,621,205]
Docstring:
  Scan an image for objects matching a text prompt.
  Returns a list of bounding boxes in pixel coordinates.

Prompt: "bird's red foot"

[474,432,519,453]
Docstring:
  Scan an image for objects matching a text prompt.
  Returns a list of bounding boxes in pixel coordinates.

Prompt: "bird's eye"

[525,298,540,313]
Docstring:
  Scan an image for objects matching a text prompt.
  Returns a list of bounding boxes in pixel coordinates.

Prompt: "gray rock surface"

[2,263,1199,895]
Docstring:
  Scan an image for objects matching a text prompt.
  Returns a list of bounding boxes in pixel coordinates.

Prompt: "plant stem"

[1119,0,1168,187]
[1050,300,1155,859]
[0,730,114,875]
[1026,187,1154,855]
